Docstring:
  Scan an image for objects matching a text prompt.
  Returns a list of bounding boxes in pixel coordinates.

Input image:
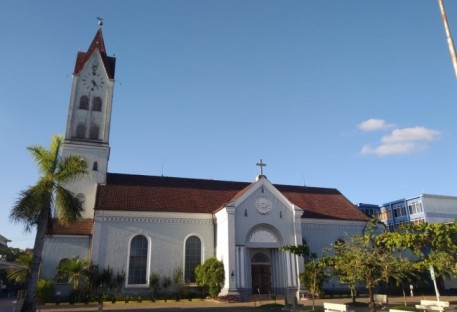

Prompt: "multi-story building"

[0,235,10,250]
[377,194,457,231]
[357,203,380,219]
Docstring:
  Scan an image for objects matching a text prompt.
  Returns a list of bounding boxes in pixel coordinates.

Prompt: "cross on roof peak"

[256,159,266,176]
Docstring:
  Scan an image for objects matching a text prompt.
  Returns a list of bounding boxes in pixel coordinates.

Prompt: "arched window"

[92,97,102,111]
[184,236,201,283]
[92,161,98,171]
[79,96,89,110]
[56,258,69,284]
[89,124,99,140]
[76,123,86,138]
[128,235,148,285]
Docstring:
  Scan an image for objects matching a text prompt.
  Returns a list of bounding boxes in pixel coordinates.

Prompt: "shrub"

[36,279,55,305]
[195,257,224,298]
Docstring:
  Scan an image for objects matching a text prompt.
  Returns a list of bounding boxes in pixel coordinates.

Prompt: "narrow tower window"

[89,124,99,140]
[75,123,86,138]
[79,96,89,110]
[92,97,102,111]
[92,161,98,171]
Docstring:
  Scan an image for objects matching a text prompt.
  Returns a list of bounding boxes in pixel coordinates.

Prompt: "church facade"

[41,28,369,300]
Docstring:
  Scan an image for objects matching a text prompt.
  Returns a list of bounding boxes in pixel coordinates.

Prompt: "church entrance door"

[251,264,271,294]
[251,252,271,294]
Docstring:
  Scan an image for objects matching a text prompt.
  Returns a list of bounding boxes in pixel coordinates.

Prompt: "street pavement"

[1,295,456,312]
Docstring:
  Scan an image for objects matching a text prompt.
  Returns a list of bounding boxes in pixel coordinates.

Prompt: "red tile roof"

[95,173,368,221]
[74,28,116,79]
[47,219,93,236]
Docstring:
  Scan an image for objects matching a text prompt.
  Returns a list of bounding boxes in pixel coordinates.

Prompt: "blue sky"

[1,1,456,250]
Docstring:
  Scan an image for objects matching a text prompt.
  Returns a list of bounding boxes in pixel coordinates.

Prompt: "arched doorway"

[251,252,271,294]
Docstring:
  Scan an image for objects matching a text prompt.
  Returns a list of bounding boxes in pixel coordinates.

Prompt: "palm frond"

[56,257,90,289]
[27,135,63,176]
[10,185,51,232]
[7,253,32,284]
[56,154,88,184]
[54,186,83,224]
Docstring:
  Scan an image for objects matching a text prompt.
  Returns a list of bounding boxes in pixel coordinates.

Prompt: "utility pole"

[438,0,457,80]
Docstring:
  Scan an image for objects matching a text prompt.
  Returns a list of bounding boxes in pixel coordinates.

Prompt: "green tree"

[10,135,87,312]
[323,219,404,312]
[55,256,91,289]
[0,247,25,262]
[195,257,224,298]
[299,259,328,310]
[7,252,33,285]
[379,221,457,278]
[283,244,327,310]
[377,221,457,300]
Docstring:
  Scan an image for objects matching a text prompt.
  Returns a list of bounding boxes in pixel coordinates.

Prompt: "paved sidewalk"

[30,295,457,312]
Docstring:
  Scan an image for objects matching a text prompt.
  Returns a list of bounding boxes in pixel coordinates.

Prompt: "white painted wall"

[41,236,91,280]
[92,211,214,288]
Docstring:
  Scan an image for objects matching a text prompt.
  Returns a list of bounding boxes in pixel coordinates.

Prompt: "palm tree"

[7,252,33,285]
[55,256,90,289]
[10,135,87,312]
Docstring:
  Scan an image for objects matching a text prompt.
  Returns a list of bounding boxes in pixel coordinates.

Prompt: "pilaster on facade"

[217,206,239,297]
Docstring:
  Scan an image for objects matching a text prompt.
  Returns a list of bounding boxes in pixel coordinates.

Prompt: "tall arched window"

[184,235,201,283]
[92,96,102,111]
[76,123,86,138]
[79,96,89,110]
[128,235,148,285]
[89,124,99,140]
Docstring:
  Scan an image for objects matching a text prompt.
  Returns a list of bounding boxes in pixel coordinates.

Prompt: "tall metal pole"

[438,0,457,80]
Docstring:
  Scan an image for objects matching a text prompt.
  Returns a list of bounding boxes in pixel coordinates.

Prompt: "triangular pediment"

[229,175,300,215]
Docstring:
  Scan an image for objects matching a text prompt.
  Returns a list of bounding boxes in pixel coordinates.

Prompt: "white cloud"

[360,126,440,156]
[361,142,420,156]
[381,127,440,143]
[358,118,394,132]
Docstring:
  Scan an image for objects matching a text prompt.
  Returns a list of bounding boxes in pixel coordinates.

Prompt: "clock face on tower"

[255,196,273,215]
[81,61,105,91]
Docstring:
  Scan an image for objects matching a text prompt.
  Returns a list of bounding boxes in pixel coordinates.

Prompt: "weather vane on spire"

[97,17,104,27]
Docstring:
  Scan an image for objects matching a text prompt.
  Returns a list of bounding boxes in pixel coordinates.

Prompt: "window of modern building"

[393,204,407,218]
[184,235,201,283]
[408,201,423,214]
[128,235,148,285]
[411,217,425,225]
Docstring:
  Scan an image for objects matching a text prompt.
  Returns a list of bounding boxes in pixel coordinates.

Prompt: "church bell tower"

[61,26,116,218]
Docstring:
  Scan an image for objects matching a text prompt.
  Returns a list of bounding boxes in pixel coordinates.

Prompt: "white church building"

[41,28,369,301]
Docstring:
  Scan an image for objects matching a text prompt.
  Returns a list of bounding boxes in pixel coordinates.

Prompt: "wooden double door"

[251,264,271,294]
